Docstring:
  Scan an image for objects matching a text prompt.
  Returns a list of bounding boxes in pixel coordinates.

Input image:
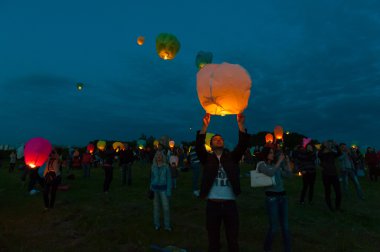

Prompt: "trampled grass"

[1,162,379,251]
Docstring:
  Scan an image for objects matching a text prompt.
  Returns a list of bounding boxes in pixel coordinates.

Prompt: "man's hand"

[200,113,210,134]
[237,113,246,132]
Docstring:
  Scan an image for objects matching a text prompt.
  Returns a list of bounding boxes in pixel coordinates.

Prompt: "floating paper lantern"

[197,63,251,116]
[137,139,146,150]
[97,140,106,151]
[156,33,180,60]
[87,143,95,154]
[274,126,284,140]
[153,140,160,147]
[137,36,145,45]
[24,137,52,169]
[169,140,175,148]
[76,83,84,91]
[302,138,312,148]
[196,51,213,69]
[113,142,125,152]
[265,133,274,143]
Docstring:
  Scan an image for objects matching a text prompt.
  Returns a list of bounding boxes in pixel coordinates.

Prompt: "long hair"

[259,146,274,163]
[153,150,167,166]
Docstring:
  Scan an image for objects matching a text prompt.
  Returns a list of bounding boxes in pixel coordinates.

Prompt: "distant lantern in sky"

[97,140,106,151]
[87,143,95,154]
[195,51,213,70]
[24,137,52,169]
[197,62,252,116]
[156,33,180,60]
[113,142,124,152]
[76,82,84,91]
[169,140,175,148]
[137,139,146,150]
[265,133,274,144]
[137,36,145,46]
[274,126,284,140]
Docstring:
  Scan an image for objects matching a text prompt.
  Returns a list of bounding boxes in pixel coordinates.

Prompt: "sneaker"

[164,227,172,232]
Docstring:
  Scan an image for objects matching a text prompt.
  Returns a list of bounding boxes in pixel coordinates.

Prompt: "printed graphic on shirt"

[213,165,231,187]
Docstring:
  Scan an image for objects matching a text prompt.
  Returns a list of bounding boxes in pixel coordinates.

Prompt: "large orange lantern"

[197,62,252,116]
[24,137,52,169]
[265,133,274,143]
[156,33,181,60]
[113,142,125,152]
[87,143,95,154]
[169,140,175,148]
[274,126,284,140]
[97,140,106,151]
[137,36,145,46]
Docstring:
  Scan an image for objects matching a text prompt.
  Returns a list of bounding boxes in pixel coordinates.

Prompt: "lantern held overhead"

[113,142,125,152]
[87,143,95,154]
[265,133,274,143]
[197,62,252,116]
[97,140,106,151]
[24,137,52,169]
[274,126,284,140]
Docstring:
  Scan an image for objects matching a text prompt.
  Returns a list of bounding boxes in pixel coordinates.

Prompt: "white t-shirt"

[207,155,236,200]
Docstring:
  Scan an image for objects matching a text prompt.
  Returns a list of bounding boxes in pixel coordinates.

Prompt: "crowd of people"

[1,113,380,252]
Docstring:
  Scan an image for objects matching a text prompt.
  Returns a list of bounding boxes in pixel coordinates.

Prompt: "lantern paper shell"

[169,140,175,148]
[87,143,95,153]
[156,33,181,60]
[265,133,274,143]
[137,36,145,45]
[97,140,106,151]
[137,139,146,150]
[274,126,284,140]
[24,137,52,169]
[196,51,213,70]
[113,142,125,152]
[197,63,252,116]
[153,140,160,147]
[205,132,215,152]
[76,83,84,91]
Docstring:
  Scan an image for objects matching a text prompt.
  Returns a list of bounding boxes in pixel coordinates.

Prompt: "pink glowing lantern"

[24,137,52,169]
[87,143,95,154]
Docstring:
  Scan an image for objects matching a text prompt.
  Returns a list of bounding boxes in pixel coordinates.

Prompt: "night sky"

[1,0,379,149]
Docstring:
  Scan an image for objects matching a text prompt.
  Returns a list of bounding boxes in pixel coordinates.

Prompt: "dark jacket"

[318,146,342,176]
[294,149,316,173]
[195,130,250,199]
[119,149,135,165]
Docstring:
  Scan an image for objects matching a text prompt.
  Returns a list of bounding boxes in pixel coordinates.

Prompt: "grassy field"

[0,161,379,252]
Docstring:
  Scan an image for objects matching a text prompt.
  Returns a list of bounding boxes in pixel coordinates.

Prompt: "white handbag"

[250,161,276,188]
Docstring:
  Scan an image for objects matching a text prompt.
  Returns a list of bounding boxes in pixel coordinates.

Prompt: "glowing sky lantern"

[196,51,213,70]
[265,133,274,143]
[205,132,215,152]
[153,140,160,148]
[113,142,125,152]
[87,143,95,154]
[315,144,322,150]
[156,33,180,60]
[197,63,252,116]
[302,138,312,148]
[137,139,146,150]
[169,140,175,148]
[24,137,52,169]
[97,140,106,151]
[137,36,145,46]
[274,126,284,140]
[76,82,84,91]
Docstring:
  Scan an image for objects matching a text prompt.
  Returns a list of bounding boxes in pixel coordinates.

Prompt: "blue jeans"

[82,164,91,178]
[191,163,201,192]
[153,191,171,229]
[341,170,364,199]
[264,195,291,252]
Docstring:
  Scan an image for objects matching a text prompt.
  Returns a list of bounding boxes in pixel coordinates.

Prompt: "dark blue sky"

[1,0,379,149]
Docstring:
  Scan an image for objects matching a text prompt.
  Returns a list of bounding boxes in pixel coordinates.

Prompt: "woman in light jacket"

[43,149,61,210]
[150,150,172,231]
[257,147,292,252]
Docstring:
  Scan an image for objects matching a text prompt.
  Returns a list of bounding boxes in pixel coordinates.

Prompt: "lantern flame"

[298,172,302,176]
[29,164,36,168]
